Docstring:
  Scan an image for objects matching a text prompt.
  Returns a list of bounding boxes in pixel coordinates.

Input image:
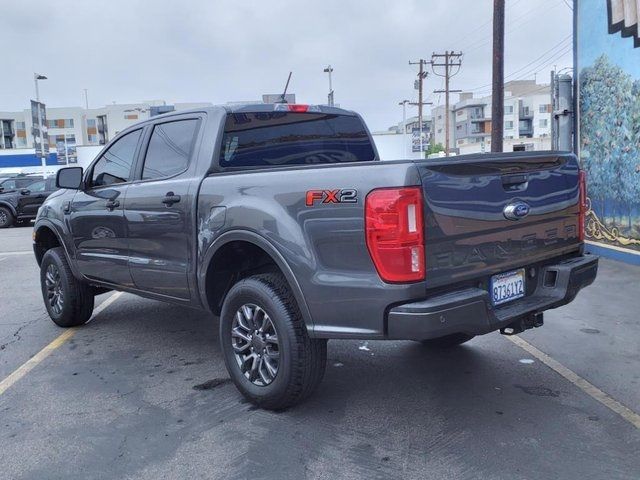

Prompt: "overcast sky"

[0,0,573,131]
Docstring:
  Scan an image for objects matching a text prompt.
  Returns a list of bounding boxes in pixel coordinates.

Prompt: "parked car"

[0,177,57,228]
[32,104,598,409]
[0,174,44,192]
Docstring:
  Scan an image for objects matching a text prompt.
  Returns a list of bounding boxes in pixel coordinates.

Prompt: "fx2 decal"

[306,189,358,206]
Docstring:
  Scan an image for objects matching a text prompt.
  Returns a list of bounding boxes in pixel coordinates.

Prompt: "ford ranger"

[32,104,598,409]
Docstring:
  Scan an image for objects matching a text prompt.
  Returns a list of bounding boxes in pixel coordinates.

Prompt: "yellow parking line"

[0,292,123,397]
[507,335,640,429]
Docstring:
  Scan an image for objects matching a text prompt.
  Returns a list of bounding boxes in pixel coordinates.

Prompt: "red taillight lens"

[287,104,309,113]
[578,170,587,242]
[365,187,425,283]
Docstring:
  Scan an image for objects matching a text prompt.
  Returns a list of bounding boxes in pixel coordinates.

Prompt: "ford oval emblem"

[503,201,530,221]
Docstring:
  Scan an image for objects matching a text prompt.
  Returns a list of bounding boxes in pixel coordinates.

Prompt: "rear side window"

[91,129,142,187]
[219,112,376,168]
[142,119,198,180]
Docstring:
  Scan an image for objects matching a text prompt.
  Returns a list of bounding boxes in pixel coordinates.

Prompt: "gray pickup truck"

[33,104,597,409]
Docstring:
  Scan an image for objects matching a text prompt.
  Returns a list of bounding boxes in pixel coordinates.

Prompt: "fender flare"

[33,219,83,279]
[0,200,17,217]
[198,229,315,332]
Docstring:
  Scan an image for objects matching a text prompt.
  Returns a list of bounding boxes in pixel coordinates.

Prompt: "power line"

[467,34,572,92]
[464,0,565,54]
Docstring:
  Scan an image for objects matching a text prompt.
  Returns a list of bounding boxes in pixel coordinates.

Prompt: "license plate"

[490,269,525,306]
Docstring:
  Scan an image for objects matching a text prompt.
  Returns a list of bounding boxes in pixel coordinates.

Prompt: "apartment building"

[0,101,213,161]
[431,80,552,154]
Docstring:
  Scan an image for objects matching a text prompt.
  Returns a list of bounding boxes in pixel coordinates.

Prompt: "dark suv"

[0,176,57,228]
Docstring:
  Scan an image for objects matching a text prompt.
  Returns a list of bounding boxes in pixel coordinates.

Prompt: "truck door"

[124,117,200,301]
[16,179,48,217]
[69,128,143,287]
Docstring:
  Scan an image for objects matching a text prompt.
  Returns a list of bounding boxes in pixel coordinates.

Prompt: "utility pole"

[83,88,89,110]
[491,0,505,152]
[399,100,410,157]
[323,65,334,106]
[409,59,429,154]
[431,51,463,156]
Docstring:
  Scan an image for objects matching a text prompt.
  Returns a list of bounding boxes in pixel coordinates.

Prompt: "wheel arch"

[199,230,315,332]
[33,220,82,279]
[0,200,17,217]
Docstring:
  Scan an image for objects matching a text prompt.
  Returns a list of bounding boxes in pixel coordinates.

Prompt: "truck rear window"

[219,112,376,168]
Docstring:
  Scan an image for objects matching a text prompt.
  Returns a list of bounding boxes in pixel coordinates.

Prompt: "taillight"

[365,187,425,283]
[578,170,587,242]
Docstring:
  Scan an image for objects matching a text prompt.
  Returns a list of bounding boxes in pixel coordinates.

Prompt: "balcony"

[519,108,533,119]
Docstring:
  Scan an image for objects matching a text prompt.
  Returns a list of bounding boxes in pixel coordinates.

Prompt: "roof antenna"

[277,72,292,103]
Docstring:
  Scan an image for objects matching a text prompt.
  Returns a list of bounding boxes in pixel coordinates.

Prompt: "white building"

[0,100,213,159]
[431,80,552,155]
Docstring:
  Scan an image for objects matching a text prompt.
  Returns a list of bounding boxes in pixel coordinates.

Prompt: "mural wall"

[577,0,640,251]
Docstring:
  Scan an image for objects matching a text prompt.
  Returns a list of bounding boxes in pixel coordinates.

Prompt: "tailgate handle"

[502,174,528,189]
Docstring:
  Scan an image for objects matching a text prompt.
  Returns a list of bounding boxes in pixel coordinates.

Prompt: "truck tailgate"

[415,152,581,288]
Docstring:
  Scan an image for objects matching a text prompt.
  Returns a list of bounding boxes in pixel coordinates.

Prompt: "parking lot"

[0,225,638,479]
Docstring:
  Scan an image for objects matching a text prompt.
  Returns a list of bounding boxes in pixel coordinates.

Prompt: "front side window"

[220,112,375,168]
[27,180,45,192]
[141,119,198,180]
[91,129,141,187]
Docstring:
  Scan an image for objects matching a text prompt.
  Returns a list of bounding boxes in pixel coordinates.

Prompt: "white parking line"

[0,251,32,256]
[507,335,640,429]
[0,291,123,397]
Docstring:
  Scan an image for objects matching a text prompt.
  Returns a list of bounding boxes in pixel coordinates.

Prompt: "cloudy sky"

[0,0,573,131]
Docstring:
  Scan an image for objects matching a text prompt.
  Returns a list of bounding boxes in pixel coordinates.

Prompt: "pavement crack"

[0,317,40,351]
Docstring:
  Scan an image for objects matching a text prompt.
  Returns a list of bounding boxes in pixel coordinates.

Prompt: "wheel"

[0,207,14,228]
[420,333,475,348]
[40,247,95,327]
[220,273,327,410]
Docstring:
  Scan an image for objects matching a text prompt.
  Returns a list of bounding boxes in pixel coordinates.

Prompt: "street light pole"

[323,65,334,106]
[399,100,410,157]
[34,73,48,175]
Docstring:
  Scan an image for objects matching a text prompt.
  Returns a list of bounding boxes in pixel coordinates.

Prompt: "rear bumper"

[387,253,598,341]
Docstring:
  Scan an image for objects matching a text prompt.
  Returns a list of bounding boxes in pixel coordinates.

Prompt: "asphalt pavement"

[0,225,638,480]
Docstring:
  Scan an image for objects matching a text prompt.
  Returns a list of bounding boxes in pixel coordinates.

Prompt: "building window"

[88,134,98,143]
[539,119,548,128]
[505,120,514,129]
[47,119,74,128]
[539,104,551,113]
[15,121,25,129]
[124,114,139,120]
[504,105,513,114]
[86,119,96,128]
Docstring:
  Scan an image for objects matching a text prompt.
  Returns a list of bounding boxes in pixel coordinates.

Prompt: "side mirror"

[56,167,83,190]
[20,189,30,196]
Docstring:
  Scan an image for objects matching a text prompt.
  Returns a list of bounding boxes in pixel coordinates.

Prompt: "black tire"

[40,247,95,327]
[0,207,14,228]
[420,333,475,348]
[220,273,327,410]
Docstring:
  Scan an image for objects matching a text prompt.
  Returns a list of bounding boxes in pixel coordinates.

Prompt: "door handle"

[162,192,181,206]
[105,199,120,211]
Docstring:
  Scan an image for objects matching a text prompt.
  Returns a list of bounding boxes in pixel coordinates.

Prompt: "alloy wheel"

[231,303,280,386]
[45,264,64,315]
